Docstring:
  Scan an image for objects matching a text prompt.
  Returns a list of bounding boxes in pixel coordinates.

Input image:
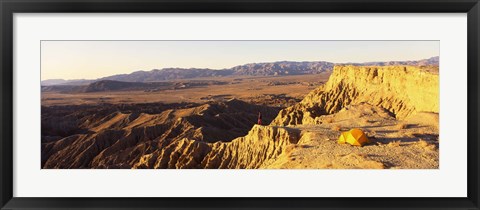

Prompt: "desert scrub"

[387,140,401,147]
[332,124,341,131]
[396,122,409,129]
[365,130,377,138]
[324,118,334,124]
[416,139,437,151]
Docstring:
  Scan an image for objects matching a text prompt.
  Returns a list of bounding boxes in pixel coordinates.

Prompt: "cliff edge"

[272,65,439,126]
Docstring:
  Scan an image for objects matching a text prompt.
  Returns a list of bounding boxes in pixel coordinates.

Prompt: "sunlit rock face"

[272,65,439,126]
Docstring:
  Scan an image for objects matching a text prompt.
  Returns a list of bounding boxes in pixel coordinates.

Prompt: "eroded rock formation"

[272,65,439,126]
[42,65,440,169]
[131,125,299,169]
[42,99,282,168]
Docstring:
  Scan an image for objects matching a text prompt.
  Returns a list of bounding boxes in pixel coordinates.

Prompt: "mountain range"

[41,56,439,86]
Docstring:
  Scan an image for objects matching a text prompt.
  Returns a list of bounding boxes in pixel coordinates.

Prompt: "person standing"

[257,112,262,125]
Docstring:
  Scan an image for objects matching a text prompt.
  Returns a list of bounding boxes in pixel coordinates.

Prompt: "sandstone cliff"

[131,125,299,169]
[42,65,440,169]
[272,65,439,126]
[42,99,283,169]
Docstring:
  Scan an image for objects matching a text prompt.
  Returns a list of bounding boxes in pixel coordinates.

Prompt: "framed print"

[1,0,479,209]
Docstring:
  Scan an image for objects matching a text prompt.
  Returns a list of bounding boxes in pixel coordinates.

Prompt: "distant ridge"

[41,79,92,86]
[341,56,439,66]
[41,79,230,93]
[42,56,439,86]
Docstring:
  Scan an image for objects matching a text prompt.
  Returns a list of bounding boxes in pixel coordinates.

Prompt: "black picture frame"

[1,0,479,209]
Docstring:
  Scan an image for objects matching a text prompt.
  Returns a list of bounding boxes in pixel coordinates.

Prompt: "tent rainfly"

[338,128,370,146]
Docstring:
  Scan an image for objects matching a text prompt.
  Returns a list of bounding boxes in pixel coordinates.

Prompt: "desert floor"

[41,72,439,169]
[262,104,439,169]
[42,74,329,107]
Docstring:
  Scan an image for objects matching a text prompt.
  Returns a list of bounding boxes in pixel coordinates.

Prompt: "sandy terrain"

[262,104,439,169]
[41,66,439,169]
[42,74,329,107]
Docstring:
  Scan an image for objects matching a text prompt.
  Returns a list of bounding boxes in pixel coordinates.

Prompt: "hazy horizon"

[41,41,439,80]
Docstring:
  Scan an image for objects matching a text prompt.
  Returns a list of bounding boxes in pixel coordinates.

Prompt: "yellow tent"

[338,128,370,146]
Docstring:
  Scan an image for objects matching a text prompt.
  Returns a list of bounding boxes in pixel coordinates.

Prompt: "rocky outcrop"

[131,125,300,169]
[272,65,439,126]
[42,99,282,168]
[41,64,440,169]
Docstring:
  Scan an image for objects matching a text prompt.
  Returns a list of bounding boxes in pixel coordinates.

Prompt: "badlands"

[41,65,439,169]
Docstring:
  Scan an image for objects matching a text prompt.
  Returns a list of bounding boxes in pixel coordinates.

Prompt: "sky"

[41,41,439,80]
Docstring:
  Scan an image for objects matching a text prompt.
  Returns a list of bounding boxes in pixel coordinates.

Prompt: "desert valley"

[41,56,439,169]
[41,51,439,169]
